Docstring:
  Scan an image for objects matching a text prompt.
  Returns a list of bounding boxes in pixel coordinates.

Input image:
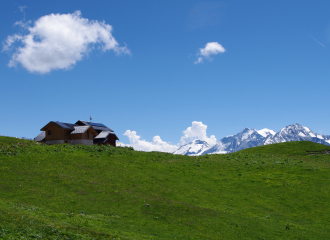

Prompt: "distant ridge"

[174,123,330,156]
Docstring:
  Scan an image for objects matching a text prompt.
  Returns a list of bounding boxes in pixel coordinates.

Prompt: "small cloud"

[2,34,22,51]
[180,121,216,146]
[18,6,27,21]
[18,6,27,13]
[14,20,32,29]
[123,130,178,152]
[195,57,203,64]
[194,42,225,64]
[2,10,130,74]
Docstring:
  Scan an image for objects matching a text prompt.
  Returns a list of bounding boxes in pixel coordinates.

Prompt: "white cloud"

[180,121,217,146]
[18,6,27,13]
[123,121,216,153]
[2,34,22,51]
[2,10,130,74]
[123,130,178,152]
[14,20,32,29]
[194,42,225,64]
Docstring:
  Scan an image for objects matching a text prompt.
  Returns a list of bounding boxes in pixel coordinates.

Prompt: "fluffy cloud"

[123,130,178,152]
[2,11,130,74]
[180,121,217,146]
[195,42,225,64]
[123,121,216,153]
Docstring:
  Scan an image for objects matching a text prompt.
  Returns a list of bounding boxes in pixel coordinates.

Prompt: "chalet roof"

[75,120,114,132]
[37,120,117,143]
[54,121,75,129]
[95,131,119,141]
[95,131,111,139]
[34,131,45,142]
[70,126,90,134]
[41,121,75,131]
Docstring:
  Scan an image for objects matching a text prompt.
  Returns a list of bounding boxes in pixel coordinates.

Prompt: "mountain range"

[173,123,330,156]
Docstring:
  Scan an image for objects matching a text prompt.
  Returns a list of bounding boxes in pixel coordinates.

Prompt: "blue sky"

[1,0,329,151]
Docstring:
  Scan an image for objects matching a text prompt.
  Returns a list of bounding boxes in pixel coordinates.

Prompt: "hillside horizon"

[1,136,330,239]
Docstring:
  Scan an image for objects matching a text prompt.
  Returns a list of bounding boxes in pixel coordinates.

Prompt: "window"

[48,130,51,135]
[87,130,89,139]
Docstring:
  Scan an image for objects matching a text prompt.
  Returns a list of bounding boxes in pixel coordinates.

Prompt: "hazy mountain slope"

[202,128,265,155]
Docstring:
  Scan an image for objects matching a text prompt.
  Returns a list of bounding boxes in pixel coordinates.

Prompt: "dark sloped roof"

[34,131,45,142]
[75,120,89,126]
[54,121,75,130]
[75,120,114,132]
[41,121,75,131]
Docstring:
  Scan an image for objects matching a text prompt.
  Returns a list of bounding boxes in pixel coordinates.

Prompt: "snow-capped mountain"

[175,123,330,156]
[173,139,211,156]
[202,128,265,155]
[261,123,330,146]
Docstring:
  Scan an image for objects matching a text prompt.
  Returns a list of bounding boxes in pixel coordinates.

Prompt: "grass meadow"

[0,136,330,239]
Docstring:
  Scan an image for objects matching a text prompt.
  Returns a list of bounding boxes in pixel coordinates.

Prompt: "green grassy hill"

[1,136,330,239]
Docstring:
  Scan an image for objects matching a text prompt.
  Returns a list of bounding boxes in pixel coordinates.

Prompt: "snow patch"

[316,134,324,139]
[309,132,316,137]
[241,129,254,141]
[303,126,311,132]
[257,128,276,137]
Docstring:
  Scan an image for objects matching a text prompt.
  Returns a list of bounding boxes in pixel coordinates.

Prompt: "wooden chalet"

[34,120,119,146]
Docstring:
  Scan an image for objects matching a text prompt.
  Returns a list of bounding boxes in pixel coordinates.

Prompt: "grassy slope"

[0,136,330,239]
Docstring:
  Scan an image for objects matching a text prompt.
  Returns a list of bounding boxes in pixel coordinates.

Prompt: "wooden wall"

[43,123,97,141]
[98,135,117,147]
[86,128,97,140]
[44,123,66,141]
[70,130,96,140]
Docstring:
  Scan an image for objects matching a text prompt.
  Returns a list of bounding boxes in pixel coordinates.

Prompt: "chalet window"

[48,130,51,135]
